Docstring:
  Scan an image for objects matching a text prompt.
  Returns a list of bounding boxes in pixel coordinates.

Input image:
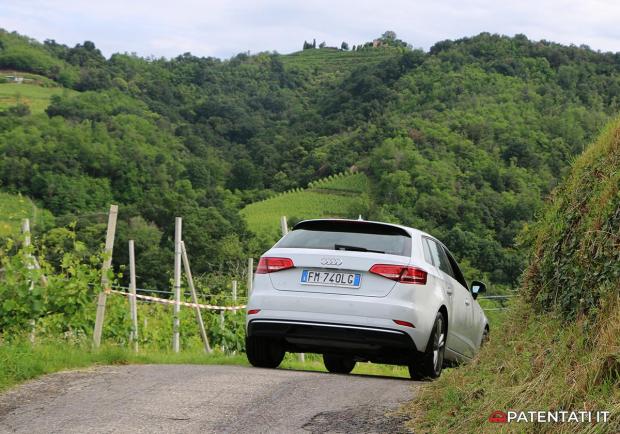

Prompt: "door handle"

[465,299,471,306]
[446,286,453,296]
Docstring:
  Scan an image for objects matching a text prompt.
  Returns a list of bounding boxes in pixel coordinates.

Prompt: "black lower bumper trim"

[247,319,417,364]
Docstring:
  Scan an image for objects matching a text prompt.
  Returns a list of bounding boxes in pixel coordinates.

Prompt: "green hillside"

[0,82,74,113]
[241,172,370,239]
[0,192,37,237]
[408,118,620,433]
[2,30,620,291]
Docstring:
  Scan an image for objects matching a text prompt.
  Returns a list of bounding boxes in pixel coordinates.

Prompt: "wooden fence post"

[128,240,139,352]
[21,219,35,343]
[172,217,182,353]
[247,258,253,296]
[280,215,289,236]
[93,205,118,348]
[181,241,212,353]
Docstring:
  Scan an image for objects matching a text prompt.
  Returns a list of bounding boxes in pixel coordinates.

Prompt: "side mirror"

[470,280,486,300]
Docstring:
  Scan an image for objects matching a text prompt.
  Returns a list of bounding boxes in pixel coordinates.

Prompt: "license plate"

[300,270,361,288]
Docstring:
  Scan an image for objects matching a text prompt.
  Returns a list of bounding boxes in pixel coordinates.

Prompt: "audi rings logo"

[321,257,343,266]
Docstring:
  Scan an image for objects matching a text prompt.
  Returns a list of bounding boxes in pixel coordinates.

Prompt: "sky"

[1,0,619,59]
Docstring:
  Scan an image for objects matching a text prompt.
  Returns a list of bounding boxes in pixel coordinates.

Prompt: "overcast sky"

[1,0,619,59]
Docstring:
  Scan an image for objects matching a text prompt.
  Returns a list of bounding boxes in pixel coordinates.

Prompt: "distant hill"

[2,29,620,289]
[241,172,370,240]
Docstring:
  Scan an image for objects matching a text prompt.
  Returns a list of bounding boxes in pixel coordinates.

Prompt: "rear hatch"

[266,220,412,297]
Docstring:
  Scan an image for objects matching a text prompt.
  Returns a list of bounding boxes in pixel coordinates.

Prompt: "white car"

[245,219,489,379]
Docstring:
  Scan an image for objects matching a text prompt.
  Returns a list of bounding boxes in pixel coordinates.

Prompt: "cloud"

[1,0,619,59]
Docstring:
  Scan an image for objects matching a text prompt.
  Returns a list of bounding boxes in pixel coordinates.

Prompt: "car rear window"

[275,220,411,257]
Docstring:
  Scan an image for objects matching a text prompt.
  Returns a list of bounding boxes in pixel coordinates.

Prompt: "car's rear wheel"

[408,312,446,380]
[323,354,356,374]
[246,336,285,368]
[481,327,489,347]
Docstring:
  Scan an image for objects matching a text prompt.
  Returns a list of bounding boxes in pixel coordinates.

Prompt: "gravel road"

[0,365,418,433]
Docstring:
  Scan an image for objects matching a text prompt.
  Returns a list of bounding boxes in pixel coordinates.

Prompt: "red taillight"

[369,264,427,284]
[255,257,294,274]
[247,309,261,315]
[393,319,415,328]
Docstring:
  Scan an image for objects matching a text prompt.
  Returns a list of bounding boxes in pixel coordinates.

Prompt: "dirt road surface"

[0,365,418,433]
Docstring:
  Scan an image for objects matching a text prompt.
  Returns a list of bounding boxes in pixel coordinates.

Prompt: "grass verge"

[403,297,620,433]
[0,340,247,393]
[0,339,411,393]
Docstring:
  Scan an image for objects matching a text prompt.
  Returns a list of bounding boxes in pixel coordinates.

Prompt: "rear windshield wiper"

[335,244,385,254]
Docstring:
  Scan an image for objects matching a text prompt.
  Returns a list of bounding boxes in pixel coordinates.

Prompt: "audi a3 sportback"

[245,219,489,379]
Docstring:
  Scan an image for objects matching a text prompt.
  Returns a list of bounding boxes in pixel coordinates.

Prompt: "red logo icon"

[488,410,508,423]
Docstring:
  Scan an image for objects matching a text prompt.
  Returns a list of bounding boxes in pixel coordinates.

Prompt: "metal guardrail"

[478,294,518,299]
[478,294,519,311]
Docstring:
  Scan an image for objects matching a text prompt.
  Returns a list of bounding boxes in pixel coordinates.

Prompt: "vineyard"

[0,217,248,355]
[280,47,400,72]
[241,172,370,240]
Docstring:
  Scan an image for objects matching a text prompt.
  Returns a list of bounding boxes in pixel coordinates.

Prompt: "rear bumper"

[247,319,418,365]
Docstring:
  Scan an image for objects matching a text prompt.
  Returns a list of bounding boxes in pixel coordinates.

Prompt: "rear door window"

[275,220,412,257]
[422,237,434,265]
[426,238,454,277]
[443,247,468,289]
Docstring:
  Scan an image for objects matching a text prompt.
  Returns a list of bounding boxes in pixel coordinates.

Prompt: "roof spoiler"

[292,219,411,237]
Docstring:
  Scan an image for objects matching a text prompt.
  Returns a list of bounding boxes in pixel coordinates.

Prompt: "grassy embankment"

[405,118,620,433]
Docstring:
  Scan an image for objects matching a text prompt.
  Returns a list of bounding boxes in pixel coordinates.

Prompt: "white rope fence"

[108,289,246,311]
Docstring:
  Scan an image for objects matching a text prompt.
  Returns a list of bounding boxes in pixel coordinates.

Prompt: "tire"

[246,336,285,368]
[408,312,446,380]
[481,327,489,347]
[323,354,356,374]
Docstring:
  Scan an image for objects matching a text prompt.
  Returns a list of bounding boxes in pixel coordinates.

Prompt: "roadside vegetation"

[0,340,248,393]
[406,118,620,433]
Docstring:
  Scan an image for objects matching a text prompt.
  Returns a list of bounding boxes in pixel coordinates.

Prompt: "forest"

[1,28,620,296]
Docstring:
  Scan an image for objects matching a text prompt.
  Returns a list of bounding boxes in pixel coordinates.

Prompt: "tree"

[312,38,316,48]
[341,42,349,51]
[303,40,312,50]
[381,31,397,42]
[319,41,326,48]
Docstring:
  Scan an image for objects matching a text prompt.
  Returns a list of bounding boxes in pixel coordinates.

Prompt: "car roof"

[292,218,434,239]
